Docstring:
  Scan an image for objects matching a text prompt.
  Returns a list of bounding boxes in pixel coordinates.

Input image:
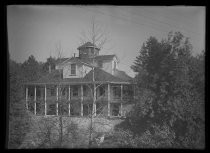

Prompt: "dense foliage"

[113,31,205,148]
[9,55,49,148]
[9,60,30,148]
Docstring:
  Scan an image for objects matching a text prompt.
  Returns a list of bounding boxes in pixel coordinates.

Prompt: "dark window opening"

[99,86,105,97]
[36,102,44,115]
[83,85,88,97]
[58,103,68,115]
[113,86,121,98]
[70,102,80,116]
[71,64,76,75]
[28,86,34,99]
[123,85,134,98]
[83,104,93,116]
[111,104,120,116]
[61,87,68,99]
[72,86,78,97]
[28,101,34,113]
[51,88,56,96]
[47,103,56,115]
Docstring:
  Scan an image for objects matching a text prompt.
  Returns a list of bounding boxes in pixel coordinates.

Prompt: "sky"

[7,5,205,77]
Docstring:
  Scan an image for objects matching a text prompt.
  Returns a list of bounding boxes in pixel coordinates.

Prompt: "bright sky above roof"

[7,5,205,77]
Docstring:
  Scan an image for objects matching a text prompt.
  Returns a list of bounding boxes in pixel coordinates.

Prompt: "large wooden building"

[24,42,136,118]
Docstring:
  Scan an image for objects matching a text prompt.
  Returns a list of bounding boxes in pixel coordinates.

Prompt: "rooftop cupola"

[77,42,100,59]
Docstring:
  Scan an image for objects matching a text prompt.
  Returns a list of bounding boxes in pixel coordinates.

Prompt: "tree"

[42,56,56,74]
[9,59,31,148]
[79,17,111,147]
[22,55,42,81]
[129,31,204,148]
[79,16,110,50]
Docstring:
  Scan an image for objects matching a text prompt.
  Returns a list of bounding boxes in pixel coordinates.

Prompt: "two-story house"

[24,42,136,118]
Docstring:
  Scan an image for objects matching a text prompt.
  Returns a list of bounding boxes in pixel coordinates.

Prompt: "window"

[51,88,56,96]
[71,64,76,75]
[83,85,88,97]
[62,87,67,96]
[113,86,121,98]
[47,103,56,115]
[99,86,105,97]
[111,104,120,116]
[72,86,78,97]
[28,86,34,98]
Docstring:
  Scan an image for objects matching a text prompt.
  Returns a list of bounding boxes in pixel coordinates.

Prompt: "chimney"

[49,64,51,73]
[74,53,76,58]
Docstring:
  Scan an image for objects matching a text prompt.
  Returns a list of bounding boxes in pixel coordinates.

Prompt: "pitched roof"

[95,55,116,61]
[56,55,117,68]
[84,68,128,82]
[114,69,133,81]
[55,58,69,65]
[25,68,133,85]
[77,42,99,50]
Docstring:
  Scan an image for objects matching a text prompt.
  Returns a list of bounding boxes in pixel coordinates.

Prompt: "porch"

[25,83,136,118]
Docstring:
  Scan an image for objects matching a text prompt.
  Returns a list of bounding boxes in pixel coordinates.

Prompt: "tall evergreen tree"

[129,31,204,148]
[22,55,42,81]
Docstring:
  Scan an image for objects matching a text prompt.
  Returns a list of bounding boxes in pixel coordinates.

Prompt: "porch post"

[68,103,71,116]
[93,84,96,117]
[108,83,110,117]
[120,84,123,117]
[69,85,71,116]
[26,86,28,110]
[120,103,123,116]
[56,103,58,116]
[56,86,58,101]
[56,86,58,116]
[34,86,36,115]
[45,85,47,116]
[81,85,83,116]
[69,85,71,101]
[120,84,123,100]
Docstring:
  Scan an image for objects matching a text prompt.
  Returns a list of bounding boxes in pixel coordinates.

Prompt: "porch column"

[107,83,110,117]
[56,86,58,101]
[68,85,71,116]
[56,103,58,116]
[68,103,71,116]
[69,85,71,101]
[26,86,28,110]
[120,84,123,100]
[120,103,123,116]
[93,84,96,117]
[44,85,47,116]
[56,86,58,116]
[120,84,123,117]
[34,86,36,115]
[81,85,83,116]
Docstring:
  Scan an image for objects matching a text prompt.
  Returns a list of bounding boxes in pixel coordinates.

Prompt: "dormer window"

[70,64,76,75]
